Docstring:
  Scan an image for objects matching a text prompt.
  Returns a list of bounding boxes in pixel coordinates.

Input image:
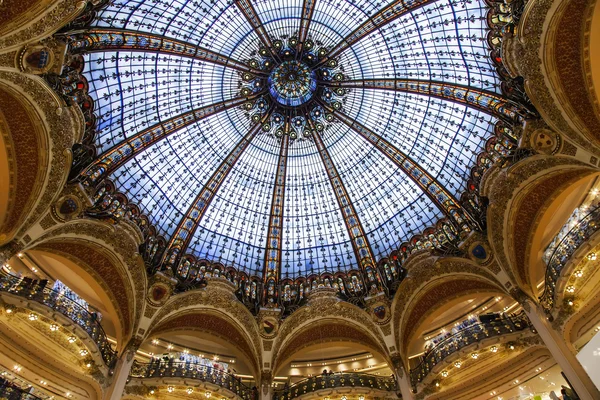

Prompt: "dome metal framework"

[53,0,533,306]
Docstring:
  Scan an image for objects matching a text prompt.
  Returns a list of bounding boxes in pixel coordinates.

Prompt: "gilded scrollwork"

[27,219,147,342]
[0,71,83,242]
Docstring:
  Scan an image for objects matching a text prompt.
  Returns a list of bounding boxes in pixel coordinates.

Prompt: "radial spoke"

[316,0,436,66]
[320,102,474,229]
[65,28,266,75]
[298,0,317,46]
[82,95,262,184]
[164,108,274,266]
[234,0,280,61]
[325,79,525,122]
[263,135,289,284]
[309,121,378,272]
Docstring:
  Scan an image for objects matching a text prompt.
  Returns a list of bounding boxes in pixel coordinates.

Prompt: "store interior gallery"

[1,0,600,398]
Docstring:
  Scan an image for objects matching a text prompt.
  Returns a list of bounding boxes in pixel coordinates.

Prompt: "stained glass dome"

[68,0,525,280]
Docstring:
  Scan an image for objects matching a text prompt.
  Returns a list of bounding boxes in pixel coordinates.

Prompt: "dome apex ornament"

[240,34,348,140]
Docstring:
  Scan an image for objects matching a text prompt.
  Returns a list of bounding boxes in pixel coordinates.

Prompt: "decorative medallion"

[530,129,560,155]
[467,241,493,265]
[371,301,391,325]
[239,34,348,140]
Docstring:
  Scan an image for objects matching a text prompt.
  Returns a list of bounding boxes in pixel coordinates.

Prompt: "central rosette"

[268,61,317,107]
[239,35,350,140]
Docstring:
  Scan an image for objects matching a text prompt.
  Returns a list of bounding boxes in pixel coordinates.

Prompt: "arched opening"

[146,311,260,380]
[0,84,48,244]
[527,174,599,296]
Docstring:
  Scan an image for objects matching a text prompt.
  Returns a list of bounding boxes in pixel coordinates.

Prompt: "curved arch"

[272,296,390,374]
[272,319,391,376]
[540,0,600,145]
[0,80,49,243]
[146,309,260,378]
[390,256,506,360]
[483,155,599,295]
[148,284,262,377]
[25,218,148,346]
[0,72,82,244]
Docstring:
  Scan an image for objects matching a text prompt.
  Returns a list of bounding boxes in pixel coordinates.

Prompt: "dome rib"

[234,0,281,62]
[81,96,257,185]
[164,113,273,269]
[314,0,437,68]
[327,79,526,123]
[297,0,316,48]
[264,135,290,284]
[67,29,266,76]
[310,119,377,273]
[318,100,474,231]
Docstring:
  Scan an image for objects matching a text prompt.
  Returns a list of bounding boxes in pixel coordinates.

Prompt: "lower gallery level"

[1,0,600,397]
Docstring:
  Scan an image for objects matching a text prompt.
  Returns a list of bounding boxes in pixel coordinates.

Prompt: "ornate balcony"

[272,373,397,400]
[539,204,600,313]
[0,273,117,367]
[409,312,531,387]
[0,381,45,400]
[129,360,253,400]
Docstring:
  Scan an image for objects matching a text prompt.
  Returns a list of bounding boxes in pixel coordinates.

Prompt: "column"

[523,299,600,400]
[396,366,414,400]
[260,371,273,400]
[103,347,136,400]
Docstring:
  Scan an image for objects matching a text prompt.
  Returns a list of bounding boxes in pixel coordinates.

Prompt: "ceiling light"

[490,346,498,353]
[587,253,597,261]
[205,391,212,398]
[168,387,174,393]
[187,388,194,394]
[49,324,59,331]
[471,353,478,359]
[575,270,583,278]
[454,361,461,368]
[441,371,448,377]
[68,336,76,343]
[566,286,575,293]
[28,313,38,321]
[151,339,159,345]
[80,349,88,356]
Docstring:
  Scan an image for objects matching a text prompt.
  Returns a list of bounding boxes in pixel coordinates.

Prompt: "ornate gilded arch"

[146,308,260,377]
[272,295,390,374]
[390,256,505,360]
[25,218,148,346]
[502,0,600,150]
[147,284,262,377]
[484,155,598,295]
[0,72,82,245]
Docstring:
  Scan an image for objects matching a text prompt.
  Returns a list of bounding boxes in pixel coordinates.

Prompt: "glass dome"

[72,0,518,280]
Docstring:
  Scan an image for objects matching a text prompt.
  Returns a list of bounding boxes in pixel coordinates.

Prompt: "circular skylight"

[75,0,508,279]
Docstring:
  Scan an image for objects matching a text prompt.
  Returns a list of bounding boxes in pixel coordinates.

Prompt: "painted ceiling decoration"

[47,0,534,315]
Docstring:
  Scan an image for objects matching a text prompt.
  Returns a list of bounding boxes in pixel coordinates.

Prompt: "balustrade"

[0,273,117,367]
[129,360,253,400]
[409,312,531,386]
[0,381,45,400]
[273,372,397,400]
[539,204,600,313]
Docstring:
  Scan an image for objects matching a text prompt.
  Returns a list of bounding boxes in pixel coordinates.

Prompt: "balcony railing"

[273,373,397,400]
[0,273,117,367]
[539,204,600,313]
[129,360,253,400]
[0,382,45,400]
[409,312,531,387]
